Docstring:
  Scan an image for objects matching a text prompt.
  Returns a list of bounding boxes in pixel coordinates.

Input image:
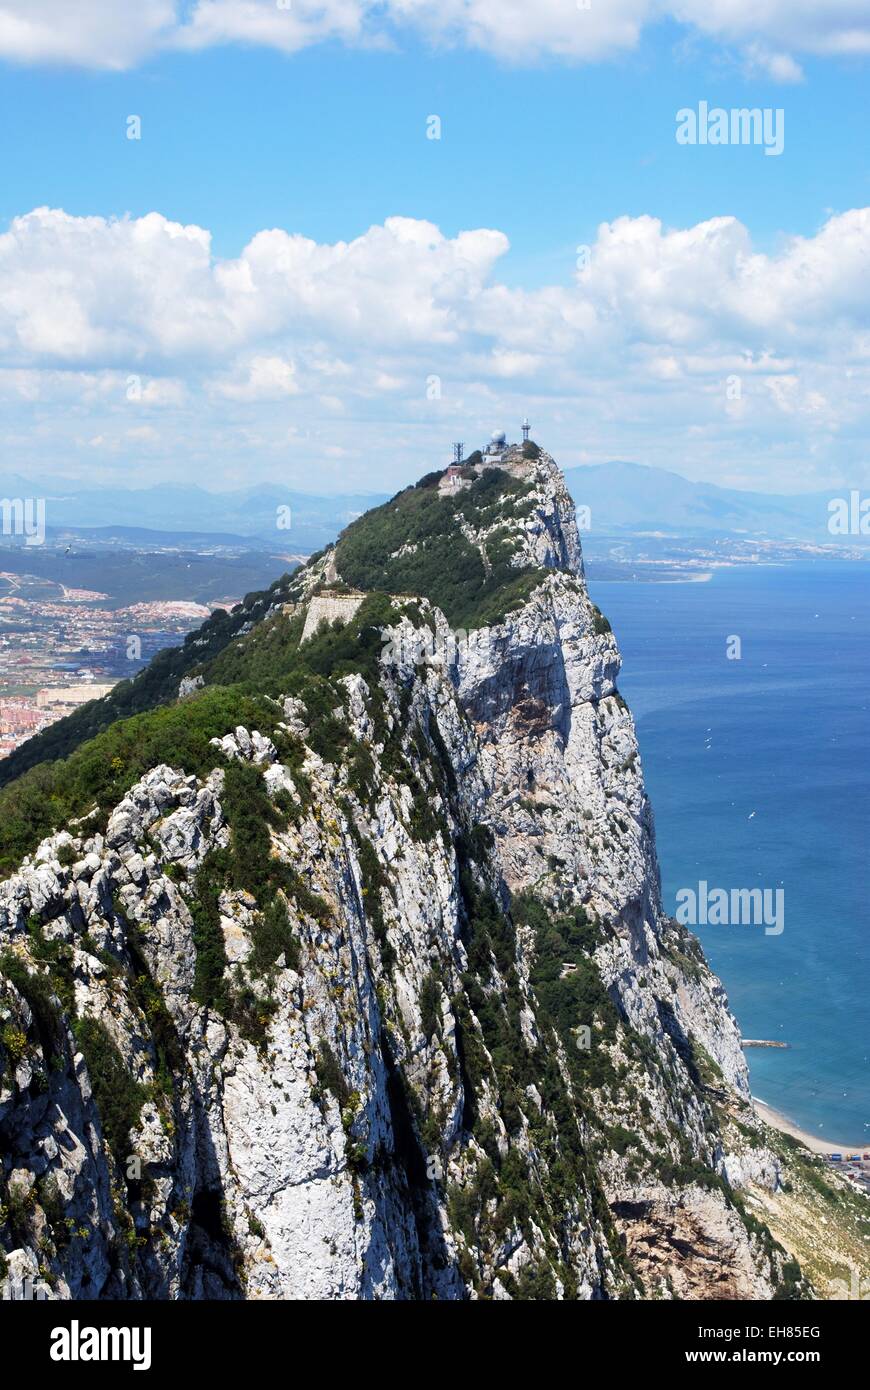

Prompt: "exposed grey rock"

[178,675,205,700]
[0,446,793,1302]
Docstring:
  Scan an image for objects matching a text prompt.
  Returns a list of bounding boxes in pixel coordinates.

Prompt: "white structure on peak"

[440,425,532,494]
[484,429,508,461]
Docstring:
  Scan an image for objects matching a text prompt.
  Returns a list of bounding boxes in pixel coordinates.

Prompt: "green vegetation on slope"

[755,1129,870,1298]
[0,685,276,875]
[72,1016,148,1167]
[0,573,297,789]
[0,468,550,795]
[515,893,620,1092]
[421,835,633,1297]
[0,591,432,876]
[334,467,548,629]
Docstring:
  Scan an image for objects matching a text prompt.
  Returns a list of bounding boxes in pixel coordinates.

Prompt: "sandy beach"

[752,1098,864,1156]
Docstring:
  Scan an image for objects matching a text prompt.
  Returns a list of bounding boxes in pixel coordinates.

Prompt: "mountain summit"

[0,440,807,1299]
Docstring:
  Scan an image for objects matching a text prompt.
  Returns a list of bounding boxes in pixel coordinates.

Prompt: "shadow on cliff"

[374,1030,466,1301]
[177,1068,245,1300]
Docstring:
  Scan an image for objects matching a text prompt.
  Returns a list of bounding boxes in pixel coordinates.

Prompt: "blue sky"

[3,32,867,269]
[0,1,868,497]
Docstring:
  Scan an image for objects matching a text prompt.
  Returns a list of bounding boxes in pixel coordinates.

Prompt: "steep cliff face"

[0,445,805,1301]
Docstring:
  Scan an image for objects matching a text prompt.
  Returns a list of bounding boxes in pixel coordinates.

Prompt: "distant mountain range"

[1,460,862,550]
[0,477,390,552]
[563,461,864,545]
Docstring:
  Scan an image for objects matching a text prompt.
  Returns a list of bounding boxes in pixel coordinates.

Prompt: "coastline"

[752,1097,862,1156]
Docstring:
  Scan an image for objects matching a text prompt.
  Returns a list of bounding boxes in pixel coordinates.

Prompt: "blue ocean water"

[587,561,870,1145]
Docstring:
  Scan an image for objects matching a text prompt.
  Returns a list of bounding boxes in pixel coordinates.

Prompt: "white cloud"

[388,0,650,63]
[0,0,176,69]
[173,0,368,55]
[672,0,870,57]
[0,208,220,364]
[214,354,300,400]
[488,349,545,378]
[2,204,870,492]
[743,42,804,82]
[0,0,867,74]
[139,376,188,406]
[0,208,508,367]
[125,424,161,442]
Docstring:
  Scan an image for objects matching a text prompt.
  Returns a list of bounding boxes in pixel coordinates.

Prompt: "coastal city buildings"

[0,584,237,759]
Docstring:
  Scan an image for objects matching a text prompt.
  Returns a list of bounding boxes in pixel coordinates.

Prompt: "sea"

[587,560,870,1146]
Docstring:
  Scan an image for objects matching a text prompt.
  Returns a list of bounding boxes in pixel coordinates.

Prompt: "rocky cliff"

[0,443,807,1300]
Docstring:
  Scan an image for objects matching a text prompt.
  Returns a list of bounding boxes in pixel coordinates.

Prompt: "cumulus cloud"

[743,42,805,82]
[0,0,176,70]
[1,204,869,492]
[672,0,870,57]
[0,0,867,74]
[0,209,508,367]
[0,209,220,364]
[388,0,651,63]
[214,355,300,400]
[173,0,368,55]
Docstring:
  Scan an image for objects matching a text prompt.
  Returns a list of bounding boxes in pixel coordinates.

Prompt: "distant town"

[0,575,239,759]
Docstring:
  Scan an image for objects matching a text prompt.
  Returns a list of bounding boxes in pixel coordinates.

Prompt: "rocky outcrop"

[0,446,800,1302]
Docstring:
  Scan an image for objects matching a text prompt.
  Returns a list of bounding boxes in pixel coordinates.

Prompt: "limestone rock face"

[0,447,795,1302]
